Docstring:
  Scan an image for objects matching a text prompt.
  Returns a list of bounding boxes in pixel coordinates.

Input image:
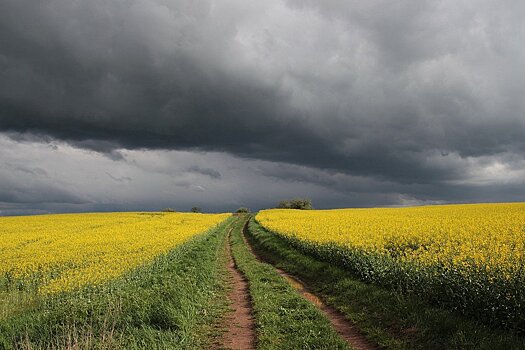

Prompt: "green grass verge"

[247,218,525,350]
[0,217,235,350]
[229,215,350,350]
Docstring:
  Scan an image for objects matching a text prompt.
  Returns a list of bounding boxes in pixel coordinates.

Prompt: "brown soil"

[220,226,256,350]
[242,221,378,350]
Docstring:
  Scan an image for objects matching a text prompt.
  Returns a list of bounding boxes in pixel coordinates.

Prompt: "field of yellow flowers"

[0,212,230,293]
[256,203,525,330]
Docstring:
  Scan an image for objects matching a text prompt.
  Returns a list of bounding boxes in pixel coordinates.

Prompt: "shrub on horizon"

[277,198,313,210]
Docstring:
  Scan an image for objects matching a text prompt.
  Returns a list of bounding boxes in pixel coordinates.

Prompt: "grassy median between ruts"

[229,215,350,349]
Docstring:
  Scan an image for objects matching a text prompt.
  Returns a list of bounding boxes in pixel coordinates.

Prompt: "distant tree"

[236,207,250,213]
[162,208,176,212]
[277,198,312,210]
[191,207,202,213]
[278,199,292,209]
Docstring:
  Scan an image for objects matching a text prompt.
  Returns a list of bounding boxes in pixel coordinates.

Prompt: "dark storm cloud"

[187,165,221,179]
[0,183,86,204]
[0,0,524,207]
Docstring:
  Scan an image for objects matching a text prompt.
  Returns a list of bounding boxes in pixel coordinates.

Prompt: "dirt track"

[241,220,378,350]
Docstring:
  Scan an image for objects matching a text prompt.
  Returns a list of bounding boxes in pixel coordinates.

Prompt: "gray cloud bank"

[0,0,524,214]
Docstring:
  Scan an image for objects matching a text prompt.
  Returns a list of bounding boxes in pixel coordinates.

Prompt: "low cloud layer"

[0,0,524,214]
[1,135,524,216]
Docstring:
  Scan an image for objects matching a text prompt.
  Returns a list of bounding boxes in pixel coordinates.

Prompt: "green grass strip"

[229,215,350,350]
[247,218,525,350]
[0,217,235,350]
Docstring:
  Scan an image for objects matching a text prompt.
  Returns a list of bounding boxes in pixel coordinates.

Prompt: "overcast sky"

[1,0,524,215]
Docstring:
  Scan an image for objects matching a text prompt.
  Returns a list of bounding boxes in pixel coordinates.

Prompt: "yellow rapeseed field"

[0,212,230,293]
[256,203,525,327]
[256,203,525,274]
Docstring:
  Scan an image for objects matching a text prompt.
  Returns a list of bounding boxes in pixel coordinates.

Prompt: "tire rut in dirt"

[220,225,256,350]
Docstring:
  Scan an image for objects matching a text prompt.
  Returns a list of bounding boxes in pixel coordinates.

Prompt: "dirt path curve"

[242,220,378,350]
[220,224,256,350]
